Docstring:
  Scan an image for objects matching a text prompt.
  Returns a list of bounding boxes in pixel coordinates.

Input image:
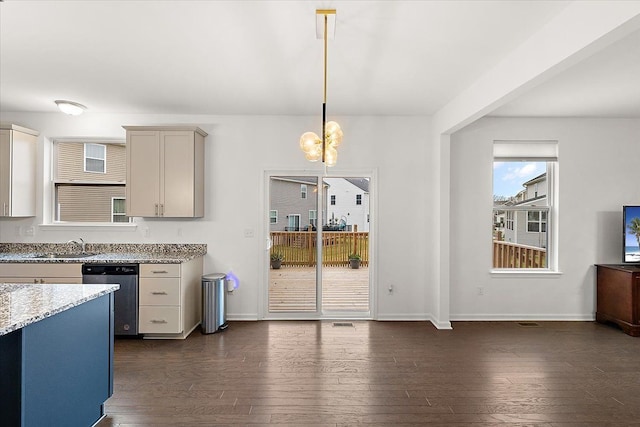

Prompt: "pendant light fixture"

[299,9,343,168]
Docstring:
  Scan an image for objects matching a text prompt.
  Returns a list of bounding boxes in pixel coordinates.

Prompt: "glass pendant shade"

[324,145,338,167]
[325,121,343,147]
[300,132,322,161]
[305,148,322,162]
[300,131,320,152]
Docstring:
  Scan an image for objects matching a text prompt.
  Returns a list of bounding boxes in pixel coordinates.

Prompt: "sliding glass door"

[267,174,371,317]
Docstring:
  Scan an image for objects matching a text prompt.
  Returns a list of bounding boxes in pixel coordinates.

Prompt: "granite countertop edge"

[0,252,204,264]
[0,243,207,264]
[0,283,119,336]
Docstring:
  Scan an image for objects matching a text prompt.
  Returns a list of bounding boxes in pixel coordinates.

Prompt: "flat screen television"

[623,205,640,263]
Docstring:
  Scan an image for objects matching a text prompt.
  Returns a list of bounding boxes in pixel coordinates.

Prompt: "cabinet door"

[0,130,10,216]
[0,129,37,217]
[126,131,161,217]
[161,131,195,217]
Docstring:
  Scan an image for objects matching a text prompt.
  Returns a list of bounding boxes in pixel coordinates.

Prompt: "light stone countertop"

[0,283,119,336]
[0,252,203,264]
[0,243,207,264]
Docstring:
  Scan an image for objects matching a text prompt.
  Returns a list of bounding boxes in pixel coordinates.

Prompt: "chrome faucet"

[67,238,86,253]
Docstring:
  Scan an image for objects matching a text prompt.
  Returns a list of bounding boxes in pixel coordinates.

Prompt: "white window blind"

[493,140,558,161]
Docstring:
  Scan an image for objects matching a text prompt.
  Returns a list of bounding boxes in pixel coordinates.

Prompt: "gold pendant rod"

[323,13,328,104]
[322,13,328,163]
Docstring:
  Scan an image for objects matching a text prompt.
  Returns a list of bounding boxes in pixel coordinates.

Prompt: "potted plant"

[348,253,361,269]
[270,252,284,269]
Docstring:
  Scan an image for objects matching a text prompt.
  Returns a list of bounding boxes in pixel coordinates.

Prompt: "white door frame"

[262,169,377,320]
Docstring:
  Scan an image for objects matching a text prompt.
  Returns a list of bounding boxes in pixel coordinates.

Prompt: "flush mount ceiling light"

[299,9,343,168]
[55,100,87,116]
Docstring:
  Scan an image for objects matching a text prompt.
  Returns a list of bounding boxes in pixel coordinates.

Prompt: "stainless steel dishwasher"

[82,264,139,336]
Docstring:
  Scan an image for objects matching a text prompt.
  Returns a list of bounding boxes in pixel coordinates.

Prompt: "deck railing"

[493,240,546,268]
[270,231,369,267]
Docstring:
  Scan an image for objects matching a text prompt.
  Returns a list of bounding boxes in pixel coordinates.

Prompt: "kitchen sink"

[30,252,97,259]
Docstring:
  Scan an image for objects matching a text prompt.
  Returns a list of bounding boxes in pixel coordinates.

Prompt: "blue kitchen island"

[0,283,118,427]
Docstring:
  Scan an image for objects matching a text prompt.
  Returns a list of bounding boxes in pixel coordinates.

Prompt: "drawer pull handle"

[150,319,167,324]
[151,291,168,295]
[151,270,168,274]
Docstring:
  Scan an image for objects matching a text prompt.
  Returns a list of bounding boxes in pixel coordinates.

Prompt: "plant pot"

[349,259,361,269]
[271,260,282,269]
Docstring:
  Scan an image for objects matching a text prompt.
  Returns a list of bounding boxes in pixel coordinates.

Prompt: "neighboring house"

[54,141,129,222]
[324,177,370,232]
[269,177,327,231]
[269,177,370,232]
[493,199,507,240]
[503,173,547,248]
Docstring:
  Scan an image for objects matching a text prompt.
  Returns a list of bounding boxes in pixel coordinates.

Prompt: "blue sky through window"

[493,161,546,199]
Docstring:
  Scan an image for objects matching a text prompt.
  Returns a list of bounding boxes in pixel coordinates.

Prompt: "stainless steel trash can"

[201,273,228,334]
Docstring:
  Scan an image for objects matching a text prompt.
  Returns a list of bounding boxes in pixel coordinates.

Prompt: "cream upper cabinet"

[124,126,206,218]
[0,125,39,217]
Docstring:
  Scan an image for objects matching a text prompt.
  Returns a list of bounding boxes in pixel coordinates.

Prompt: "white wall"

[450,117,640,320]
[0,112,432,321]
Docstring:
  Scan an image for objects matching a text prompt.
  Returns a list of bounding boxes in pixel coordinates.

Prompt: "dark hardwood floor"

[98,321,640,426]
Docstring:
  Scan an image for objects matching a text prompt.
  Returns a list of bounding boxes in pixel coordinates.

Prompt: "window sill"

[39,223,138,232]
[490,269,562,278]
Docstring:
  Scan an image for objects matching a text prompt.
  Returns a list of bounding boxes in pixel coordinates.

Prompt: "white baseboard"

[226,314,259,321]
[450,313,596,321]
[375,313,430,321]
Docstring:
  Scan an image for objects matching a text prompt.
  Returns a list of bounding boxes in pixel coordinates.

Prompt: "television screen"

[624,205,640,263]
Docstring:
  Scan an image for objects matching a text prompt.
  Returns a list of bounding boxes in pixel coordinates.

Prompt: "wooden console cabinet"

[596,264,640,336]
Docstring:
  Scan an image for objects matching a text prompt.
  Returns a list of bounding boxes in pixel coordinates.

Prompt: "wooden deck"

[269,266,369,313]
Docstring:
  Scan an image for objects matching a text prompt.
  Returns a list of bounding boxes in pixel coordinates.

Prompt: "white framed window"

[111,197,130,223]
[84,143,106,173]
[492,140,558,271]
[527,210,547,233]
[309,210,317,227]
[53,139,127,223]
[270,210,278,224]
[301,184,307,199]
[330,195,336,205]
[356,194,362,205]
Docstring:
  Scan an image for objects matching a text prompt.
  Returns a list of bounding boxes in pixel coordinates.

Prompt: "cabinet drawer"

[140,263,180,278]
[139,278,180,305]
[139,306,181,333]
[0,263,82,278]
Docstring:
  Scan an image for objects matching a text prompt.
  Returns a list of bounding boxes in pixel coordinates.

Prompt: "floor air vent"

[332,322,354,327]
[518,322,540,327]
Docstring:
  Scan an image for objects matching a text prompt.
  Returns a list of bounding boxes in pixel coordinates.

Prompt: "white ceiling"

[1,0,638,118]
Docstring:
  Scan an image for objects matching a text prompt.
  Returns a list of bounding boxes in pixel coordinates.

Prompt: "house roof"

[522,173,546,187]
[344,178,370,193]
[513,194,547,207]
[271,176,319,186]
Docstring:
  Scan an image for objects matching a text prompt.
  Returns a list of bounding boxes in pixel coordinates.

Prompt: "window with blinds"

[53,139,131,223]
[492,140,558,271]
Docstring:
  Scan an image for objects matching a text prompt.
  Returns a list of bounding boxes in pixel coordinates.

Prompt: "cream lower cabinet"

[124,126,206,218]
[0,125,39,217]
[0,263,82,284]
[138,257,203,339]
